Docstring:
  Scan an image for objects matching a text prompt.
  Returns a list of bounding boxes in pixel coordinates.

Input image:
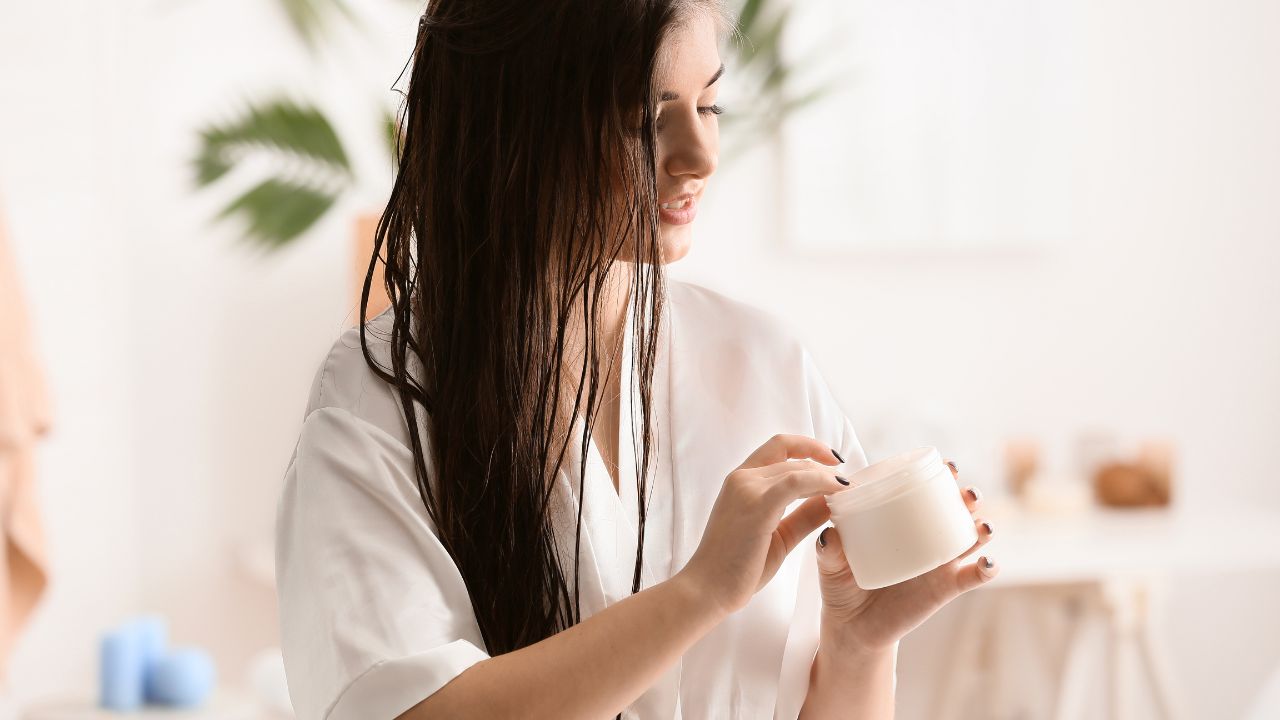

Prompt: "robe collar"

[551,279,679,613]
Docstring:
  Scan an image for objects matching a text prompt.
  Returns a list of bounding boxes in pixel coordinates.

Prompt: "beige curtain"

[0,197,51,681]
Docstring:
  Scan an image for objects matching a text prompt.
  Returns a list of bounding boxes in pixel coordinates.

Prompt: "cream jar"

[825,447,978,589]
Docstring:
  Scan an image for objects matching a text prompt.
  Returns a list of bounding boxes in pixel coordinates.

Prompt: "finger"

[952,517,994,562]
[756,458,839,480]
[960,484,982,513]
[813,526,860,601]
[763,468,849,506]
[775,495,831,557]
[955,555,999,594]
[944,458,959,480]
[738,433,843,470]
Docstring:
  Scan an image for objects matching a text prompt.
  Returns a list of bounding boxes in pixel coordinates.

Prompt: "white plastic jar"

[825,446,978,589]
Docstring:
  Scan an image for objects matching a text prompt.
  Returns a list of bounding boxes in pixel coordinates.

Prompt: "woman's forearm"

[798,638,897,720]
[400,570,726,720]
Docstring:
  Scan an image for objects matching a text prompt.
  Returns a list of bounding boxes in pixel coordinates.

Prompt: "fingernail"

[967,487,981,501]
[835,475,850,486]
[982,556,994,569]
[831,448,845,463]
[982,521,993,535]
[946,460,958,473]
[818,527,829,548]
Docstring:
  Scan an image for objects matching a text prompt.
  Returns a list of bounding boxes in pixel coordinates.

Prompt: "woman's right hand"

[678,434,849,615]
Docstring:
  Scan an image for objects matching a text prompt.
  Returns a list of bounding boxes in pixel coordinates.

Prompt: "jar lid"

[827,446,943,513]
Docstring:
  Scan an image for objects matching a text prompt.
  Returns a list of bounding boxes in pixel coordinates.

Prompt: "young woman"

[274,1,999,718]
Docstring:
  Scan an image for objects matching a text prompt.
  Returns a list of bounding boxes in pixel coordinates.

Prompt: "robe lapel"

[549,282,679,613]
[548,283,682,719]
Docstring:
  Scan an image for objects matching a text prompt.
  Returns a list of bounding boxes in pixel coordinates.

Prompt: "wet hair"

[358,0,729,686]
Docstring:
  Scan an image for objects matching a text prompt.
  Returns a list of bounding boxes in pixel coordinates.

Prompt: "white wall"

[1,0,1276,717]
[0,0,413,708]
[679,1,1280,717]
[0,0,144,707]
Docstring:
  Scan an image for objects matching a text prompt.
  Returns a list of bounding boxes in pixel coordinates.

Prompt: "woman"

[274,0,999,718]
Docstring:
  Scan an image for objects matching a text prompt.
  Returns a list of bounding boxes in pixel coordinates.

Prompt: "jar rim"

[826,446,945,512]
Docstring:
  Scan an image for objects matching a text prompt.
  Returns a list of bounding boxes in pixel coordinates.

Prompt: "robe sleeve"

[275,405,491,720]
[799,345,869,472]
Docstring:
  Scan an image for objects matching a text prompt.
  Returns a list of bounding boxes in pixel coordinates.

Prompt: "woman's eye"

[654,104,724,132]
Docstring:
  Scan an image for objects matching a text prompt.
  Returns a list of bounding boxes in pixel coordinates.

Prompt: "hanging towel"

[0,198,52,682]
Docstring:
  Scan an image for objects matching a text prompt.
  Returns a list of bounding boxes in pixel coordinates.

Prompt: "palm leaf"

[194,97,351,187]
[735,0,766,42]
[382,106,403,169]
[722,0,839,161]
[780,84,831,117]
[733,3,791,72]
[216,178,338,249]
[193,97,352,248]
[278,0,361,51]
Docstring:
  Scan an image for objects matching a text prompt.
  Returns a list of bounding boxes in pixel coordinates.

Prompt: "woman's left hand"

[813,460,998,653]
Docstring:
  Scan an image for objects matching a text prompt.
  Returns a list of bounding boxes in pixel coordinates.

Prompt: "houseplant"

[190,0,829,320]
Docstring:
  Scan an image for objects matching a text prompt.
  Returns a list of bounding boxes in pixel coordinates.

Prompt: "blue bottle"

[99,626,143,711]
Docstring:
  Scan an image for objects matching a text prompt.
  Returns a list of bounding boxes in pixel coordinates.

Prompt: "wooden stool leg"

[1054,587,1103,720]
[1134,577,1185,720]
[931,593,990,720]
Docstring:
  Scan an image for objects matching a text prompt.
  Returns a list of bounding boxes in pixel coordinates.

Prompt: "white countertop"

[980,496,1280,585]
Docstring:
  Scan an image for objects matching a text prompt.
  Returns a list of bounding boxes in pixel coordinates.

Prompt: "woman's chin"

[659,224,693,264]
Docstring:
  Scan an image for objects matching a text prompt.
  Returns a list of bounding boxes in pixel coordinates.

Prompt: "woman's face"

[651,11,722,264]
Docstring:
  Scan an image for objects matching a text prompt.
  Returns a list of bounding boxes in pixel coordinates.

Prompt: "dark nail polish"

[982,521,993,535]
[982,556,994,569]
[967,487,981,501]
[818,527,829,547]
[835,475,850,486]
[831,448,846,463]
[946,460,958,473]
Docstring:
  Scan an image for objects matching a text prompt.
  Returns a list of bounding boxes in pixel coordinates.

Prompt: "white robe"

[275,278,887,720]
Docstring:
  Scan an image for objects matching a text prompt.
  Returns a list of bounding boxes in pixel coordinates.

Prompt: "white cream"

[825,447,978,589]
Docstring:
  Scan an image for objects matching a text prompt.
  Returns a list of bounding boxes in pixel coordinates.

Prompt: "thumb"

[814,525,862,609]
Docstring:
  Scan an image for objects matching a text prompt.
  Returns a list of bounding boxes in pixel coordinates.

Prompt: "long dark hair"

[357,0,724,669]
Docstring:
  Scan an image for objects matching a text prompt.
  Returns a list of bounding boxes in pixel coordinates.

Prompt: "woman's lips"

[658,194,698,225]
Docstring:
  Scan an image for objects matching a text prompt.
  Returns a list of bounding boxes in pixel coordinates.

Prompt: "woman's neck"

[562,263,632,376]
[554,263,632,475]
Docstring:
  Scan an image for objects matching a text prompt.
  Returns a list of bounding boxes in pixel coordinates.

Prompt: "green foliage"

[194,0,830,250]
[215,177,338,248]
[192,0,411,251]
[195,97,352,185]
[193,97,352,247]
[723,0,833,157]
[381,106,403,171]
[277,0,360,52]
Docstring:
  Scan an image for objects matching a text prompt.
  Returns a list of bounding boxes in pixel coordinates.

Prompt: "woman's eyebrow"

[658,62,726,101]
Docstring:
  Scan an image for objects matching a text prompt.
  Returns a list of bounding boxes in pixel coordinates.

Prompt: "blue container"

[129,615,169,702]
[99,626,144,711]
[149,648,216,707]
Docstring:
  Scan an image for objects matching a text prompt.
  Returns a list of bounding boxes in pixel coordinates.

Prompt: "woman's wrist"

[668,568,733,626]
[816,634,897,670]
[817,602,902,658]
[814,632,896,671]
[801,638,897,719]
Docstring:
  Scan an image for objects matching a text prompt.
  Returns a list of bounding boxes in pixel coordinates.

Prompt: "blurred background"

[1,0,1277,718]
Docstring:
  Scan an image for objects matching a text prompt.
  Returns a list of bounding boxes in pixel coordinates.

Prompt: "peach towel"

[0,200,52,681]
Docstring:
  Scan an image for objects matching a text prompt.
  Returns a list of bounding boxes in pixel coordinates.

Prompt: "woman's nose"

[661,118,718,180]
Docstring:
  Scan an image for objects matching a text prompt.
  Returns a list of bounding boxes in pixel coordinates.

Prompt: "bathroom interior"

[1,0,1278,718]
